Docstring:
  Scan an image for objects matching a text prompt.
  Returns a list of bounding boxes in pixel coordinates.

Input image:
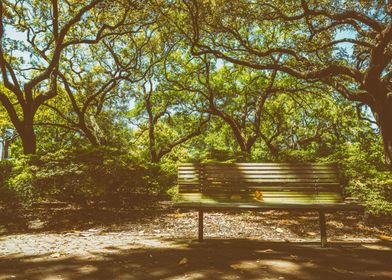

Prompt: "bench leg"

[319,211,327,248]
[198,209,204,242]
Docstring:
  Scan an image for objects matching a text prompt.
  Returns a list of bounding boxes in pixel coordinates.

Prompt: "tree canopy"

[0,0,391,215]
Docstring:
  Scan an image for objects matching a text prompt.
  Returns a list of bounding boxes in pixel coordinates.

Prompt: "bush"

[1,147,176,207]
[0,160,13,185]
[348,176,392,216]
[252,138,392,217]
[326,142,392,217]
[0,160,17,206]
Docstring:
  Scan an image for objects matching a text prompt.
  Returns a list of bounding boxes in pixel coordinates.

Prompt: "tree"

[163,51,333,158]
[39,6,159,146]
[131,44,210,163]
[47,38,144,145]
[199,58,280,156]
[180,0,392,168]
[0,0,131,154]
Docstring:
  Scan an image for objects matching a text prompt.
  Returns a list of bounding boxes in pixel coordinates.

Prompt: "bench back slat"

[178,163,344,203]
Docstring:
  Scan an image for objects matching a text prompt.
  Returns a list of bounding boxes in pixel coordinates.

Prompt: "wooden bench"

[175,163,362,247]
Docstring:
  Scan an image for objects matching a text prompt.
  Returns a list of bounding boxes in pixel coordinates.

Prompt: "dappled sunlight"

[257,259,302,273]
[1,239,391,280]
[361,244,392,251]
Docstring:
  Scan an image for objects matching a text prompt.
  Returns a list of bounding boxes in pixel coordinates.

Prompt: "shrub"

[326,142,392,217]
[0,160,17,206]
[1,147,176,207]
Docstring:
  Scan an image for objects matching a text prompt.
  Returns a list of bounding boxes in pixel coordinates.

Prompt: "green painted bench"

[175,163,363,247]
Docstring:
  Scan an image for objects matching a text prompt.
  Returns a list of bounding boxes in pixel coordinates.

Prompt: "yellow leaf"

[175,213,185,219]
[255,190,263,201]
[378,235,391,241]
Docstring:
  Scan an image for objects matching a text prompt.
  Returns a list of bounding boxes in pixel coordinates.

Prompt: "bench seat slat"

[201,187,340,191]
[178,193,343,203]
[204,175,339,179]
[175,201,362,211]
[198,169,338,173]
[202,163,335,166]
[203,165,336,168]
[204,180,338,185]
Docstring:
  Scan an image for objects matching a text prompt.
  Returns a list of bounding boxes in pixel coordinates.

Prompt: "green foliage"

[0,160,17,205]
[349,177,392,217]
[6,156,36,206]
[166,185,179,202]
[0,147,176,207]
[1,0,392,220]
[326,141,392,217]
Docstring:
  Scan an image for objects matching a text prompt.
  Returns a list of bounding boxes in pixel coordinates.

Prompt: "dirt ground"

[0,202,391,280]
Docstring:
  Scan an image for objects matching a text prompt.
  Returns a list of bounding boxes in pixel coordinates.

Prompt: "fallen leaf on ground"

[179,257,188,265]
[230,264,241,270]
[289,255,298,260]
[307,232,317,236]
[260,249,274,253]
[175,213,185,218]
[378,235,391,241]
[276,228,284,233]
[78,265,98,273]
[332,267,354,274]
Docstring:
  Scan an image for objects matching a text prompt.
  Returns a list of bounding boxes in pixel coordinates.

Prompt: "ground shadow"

[0,200,170,235]
[0,239,391,280]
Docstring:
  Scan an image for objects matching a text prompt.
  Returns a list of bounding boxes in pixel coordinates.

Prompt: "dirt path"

[0,204,391,279]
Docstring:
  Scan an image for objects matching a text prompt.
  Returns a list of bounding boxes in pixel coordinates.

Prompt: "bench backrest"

[178,163,344,204]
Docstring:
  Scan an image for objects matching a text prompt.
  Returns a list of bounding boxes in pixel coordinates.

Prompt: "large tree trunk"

[83,127,99,146]
[382,128,392,168]
[80,124,99,146]
[0,97,37,154]
[377,107,392,169]
[77,113,100,146]
[18,122,37,155]
[372,97,392,169]
[146,100,159,163]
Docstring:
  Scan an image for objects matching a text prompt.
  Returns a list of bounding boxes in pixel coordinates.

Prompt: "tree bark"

[77,113,100,146]
[146,101,159,163]
[81,125,99,146]
[3,138,10,158]
[373,97,392,169]
[381,124,392,168]
[18,122,37,155]
[149,121,159,163]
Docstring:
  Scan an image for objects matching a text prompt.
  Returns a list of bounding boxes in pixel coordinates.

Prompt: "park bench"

[175,163,363,247]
